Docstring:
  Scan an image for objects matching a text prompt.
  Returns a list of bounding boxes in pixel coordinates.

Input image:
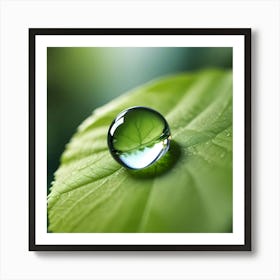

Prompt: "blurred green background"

[47,47,232,189]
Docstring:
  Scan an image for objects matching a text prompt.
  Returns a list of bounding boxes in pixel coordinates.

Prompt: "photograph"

[29,29,251,250]
[4,0,280,279]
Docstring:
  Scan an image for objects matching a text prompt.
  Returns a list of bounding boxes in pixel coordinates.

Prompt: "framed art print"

[29,28,251,251]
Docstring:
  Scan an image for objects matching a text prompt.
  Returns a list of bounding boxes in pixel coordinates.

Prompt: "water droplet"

[226,132,230,137]
[220,152,225,158]
[107,106,171,169]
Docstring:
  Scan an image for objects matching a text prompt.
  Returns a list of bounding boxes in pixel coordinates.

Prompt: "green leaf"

[48,69,233,233]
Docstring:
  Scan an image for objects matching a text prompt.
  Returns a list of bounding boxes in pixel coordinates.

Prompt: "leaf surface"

[48,69,233,233]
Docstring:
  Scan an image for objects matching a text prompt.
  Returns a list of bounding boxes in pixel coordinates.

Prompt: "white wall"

[0,0,279,279]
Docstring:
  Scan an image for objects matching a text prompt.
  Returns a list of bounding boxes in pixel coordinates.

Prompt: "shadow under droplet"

[127,140,182,179]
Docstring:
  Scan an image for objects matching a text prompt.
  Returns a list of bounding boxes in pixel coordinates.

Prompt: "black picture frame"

[29,28,251,251]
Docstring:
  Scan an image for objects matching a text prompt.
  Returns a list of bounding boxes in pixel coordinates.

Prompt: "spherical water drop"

[107,106,171,170]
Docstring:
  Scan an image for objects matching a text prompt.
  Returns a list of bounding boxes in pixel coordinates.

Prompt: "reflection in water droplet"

[107,106,171,170]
